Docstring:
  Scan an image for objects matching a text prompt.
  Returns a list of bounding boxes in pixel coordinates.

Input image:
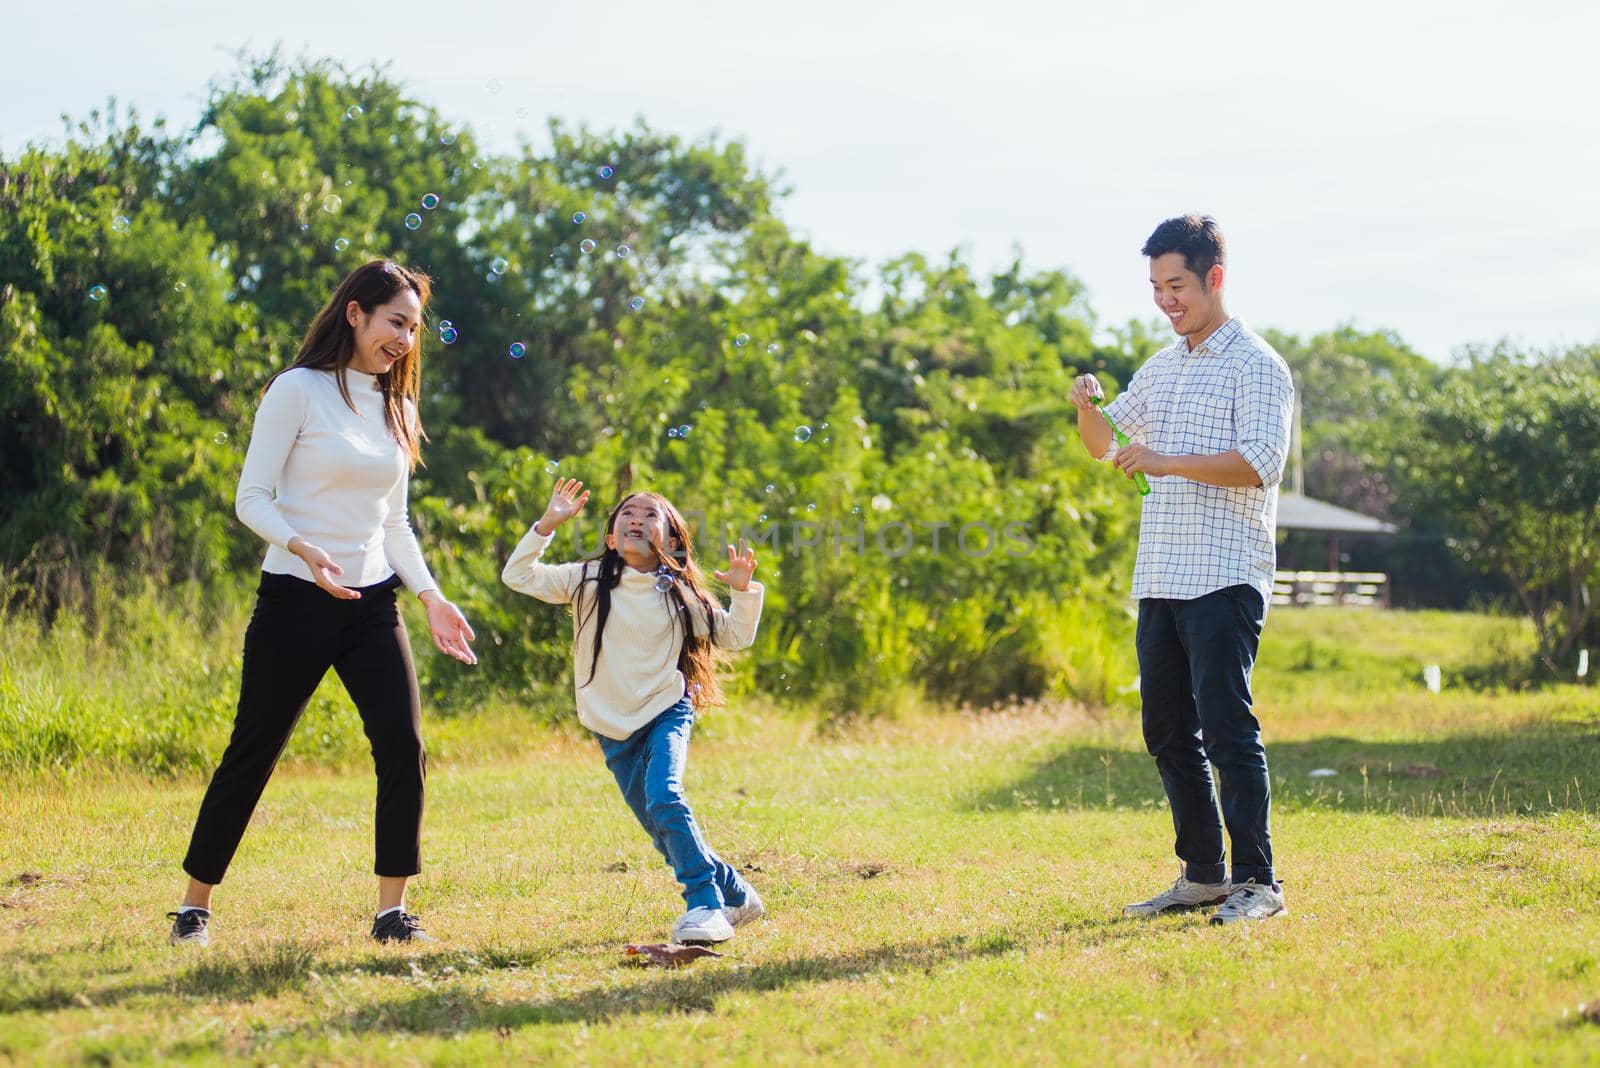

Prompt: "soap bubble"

[333,237,350,251]
[439,327,459,344]
[404,213,422,230]
[667,427,681,439]
[486,78,503,95]
[346,105,364,120]
[88,285,107,302]
[322,194,341,213]
[767,343,780,355]
[490,257,509,275]
[509,342,527,359]
[439,130,456,145]
[615,244,630,258]
[653,569,674,593]
[572,210,586,224]
[173,281,187,292]
[677,424,691,437]
[545,460,560,473]
[213,432,228,444]
[793,425,812,443]
[764,483,776,494]
[734,333,750,347]
[579,238,597,253]
[599,164,615,179]
[112,215,130,233]
[421,193,440,210]
[440,319,453,329]
[629,296,646,312]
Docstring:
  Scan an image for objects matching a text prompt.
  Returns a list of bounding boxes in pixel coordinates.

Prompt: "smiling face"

[606,494,674,569]
[346,288,423,375]
[1149,251,1227,344]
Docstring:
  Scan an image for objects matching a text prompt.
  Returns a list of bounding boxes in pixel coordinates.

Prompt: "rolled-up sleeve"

[1234,354,1294,488]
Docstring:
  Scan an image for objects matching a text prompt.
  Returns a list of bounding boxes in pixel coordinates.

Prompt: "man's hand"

[1113,444,1173,479]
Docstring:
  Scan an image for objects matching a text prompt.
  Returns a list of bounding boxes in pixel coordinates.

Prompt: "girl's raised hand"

[714,539,758,591]
[538,478,589,533]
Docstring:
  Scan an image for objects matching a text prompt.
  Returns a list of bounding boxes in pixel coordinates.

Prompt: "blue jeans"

[1136,585,1275,886]
[595,697,751,911]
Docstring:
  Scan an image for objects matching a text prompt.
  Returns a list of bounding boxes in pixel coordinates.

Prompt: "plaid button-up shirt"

[1102,318,1294,604]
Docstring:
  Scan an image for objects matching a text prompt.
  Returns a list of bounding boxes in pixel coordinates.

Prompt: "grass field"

[2,607,1598,1064]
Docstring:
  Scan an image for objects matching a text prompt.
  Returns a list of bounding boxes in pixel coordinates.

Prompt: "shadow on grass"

[969,722,1600,818]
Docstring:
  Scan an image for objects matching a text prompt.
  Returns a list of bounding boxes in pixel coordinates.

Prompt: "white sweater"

[501,525,764,740]
[234,367,436,595]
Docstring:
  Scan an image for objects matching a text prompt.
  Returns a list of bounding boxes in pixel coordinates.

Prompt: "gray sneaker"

[1209,880,1287,925]
[167,908,210,946]
[725,886,765,928]
[1123,873,1231,917]
[672,906,734,944]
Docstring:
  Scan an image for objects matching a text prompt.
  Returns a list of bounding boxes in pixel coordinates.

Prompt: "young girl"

[170,260,477,948]
[502,479,765,943]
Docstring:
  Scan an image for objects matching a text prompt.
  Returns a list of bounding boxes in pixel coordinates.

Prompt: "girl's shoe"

[672,906,734,944]
[167,909,210,946]
[724,886,766,928]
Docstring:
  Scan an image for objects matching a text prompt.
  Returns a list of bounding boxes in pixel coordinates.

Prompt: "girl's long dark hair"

[573,492,731,709]
[265,260,431,469]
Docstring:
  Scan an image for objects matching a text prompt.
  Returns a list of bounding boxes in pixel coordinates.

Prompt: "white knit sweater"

[234,367,436,594]
[501,526,764,739]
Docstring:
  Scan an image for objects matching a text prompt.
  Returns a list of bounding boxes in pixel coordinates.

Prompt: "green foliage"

[1,55,1141,720]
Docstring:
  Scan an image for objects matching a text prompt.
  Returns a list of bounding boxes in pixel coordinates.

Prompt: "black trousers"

[183,571,425,884]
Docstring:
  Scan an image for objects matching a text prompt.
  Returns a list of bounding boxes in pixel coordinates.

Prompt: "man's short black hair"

[1142,214,1226,286]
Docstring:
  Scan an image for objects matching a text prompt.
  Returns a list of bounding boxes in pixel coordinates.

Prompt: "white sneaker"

[672,906,734,944]
[724,886,765,928]
[1209,880,1287,925]
[1123,872,1232,917]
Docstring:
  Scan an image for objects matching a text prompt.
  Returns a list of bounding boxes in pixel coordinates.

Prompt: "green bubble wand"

[1093,396,1151,496]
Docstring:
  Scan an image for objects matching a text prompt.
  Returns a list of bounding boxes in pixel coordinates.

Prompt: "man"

[1071,214,1294,924]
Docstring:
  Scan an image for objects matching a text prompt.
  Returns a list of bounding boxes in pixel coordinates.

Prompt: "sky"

[6,0,1595,363]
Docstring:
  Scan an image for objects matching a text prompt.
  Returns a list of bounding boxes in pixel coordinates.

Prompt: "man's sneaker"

[1122,873,1231,917]
[371,910,437,943]
[724,886,766,929]
[1209,880,1287,925]
[672,906,734,944]
[167,908,210,946]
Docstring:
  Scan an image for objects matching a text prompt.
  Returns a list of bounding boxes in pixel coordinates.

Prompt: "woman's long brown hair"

[573,492,732,709]
[265,260,431,468]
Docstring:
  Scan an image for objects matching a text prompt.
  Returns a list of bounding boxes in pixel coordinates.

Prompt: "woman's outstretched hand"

[714,539,758,591]
[288,537,360,601]
[535,478,589,536]
[419,590,478,665]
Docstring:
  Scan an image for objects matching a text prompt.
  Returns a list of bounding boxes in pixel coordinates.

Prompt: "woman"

[168,260,477,947]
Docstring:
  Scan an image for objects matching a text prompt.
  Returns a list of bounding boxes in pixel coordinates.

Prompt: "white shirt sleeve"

[688,582,765,650]
[1234,354,1294,488]
[234,374,307,551]
[501,525,588,604]
[1100,363,1152,461]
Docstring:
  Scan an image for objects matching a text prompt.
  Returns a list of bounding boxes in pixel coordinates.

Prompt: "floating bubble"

[346,104,363,120]
[112,215,130,233]
[599,164,615,179]
[88,285,107,302]
[486,78,503,95]
[544,460,559,474]
[439,130,456,145]
[509,341,526,359]
[404,213,422,230]
[653,569,675,593]
[490,257,509,275]
[318,194,339,214]
[793,425,812,443]
[764,483,776,494]
[213,432,228,444]
[615,244,631,258]
[440,319,453,330]
[629,296,646,312]
[344,180,352,187]
[333,237,350,251]
[734,333,750,347]
[173,281,187,292]
[667,427,681,439]
[871,494,893,511]
[806,503,817,511]
[579,238,597,253]
[677,425,691,437]
[300,223,310,231]
[851,505,861,515]
[439,327,459,344]
[421,193,440,210]
[766,343,780,355]
[759,513,768,522]
[572,210,586,224]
